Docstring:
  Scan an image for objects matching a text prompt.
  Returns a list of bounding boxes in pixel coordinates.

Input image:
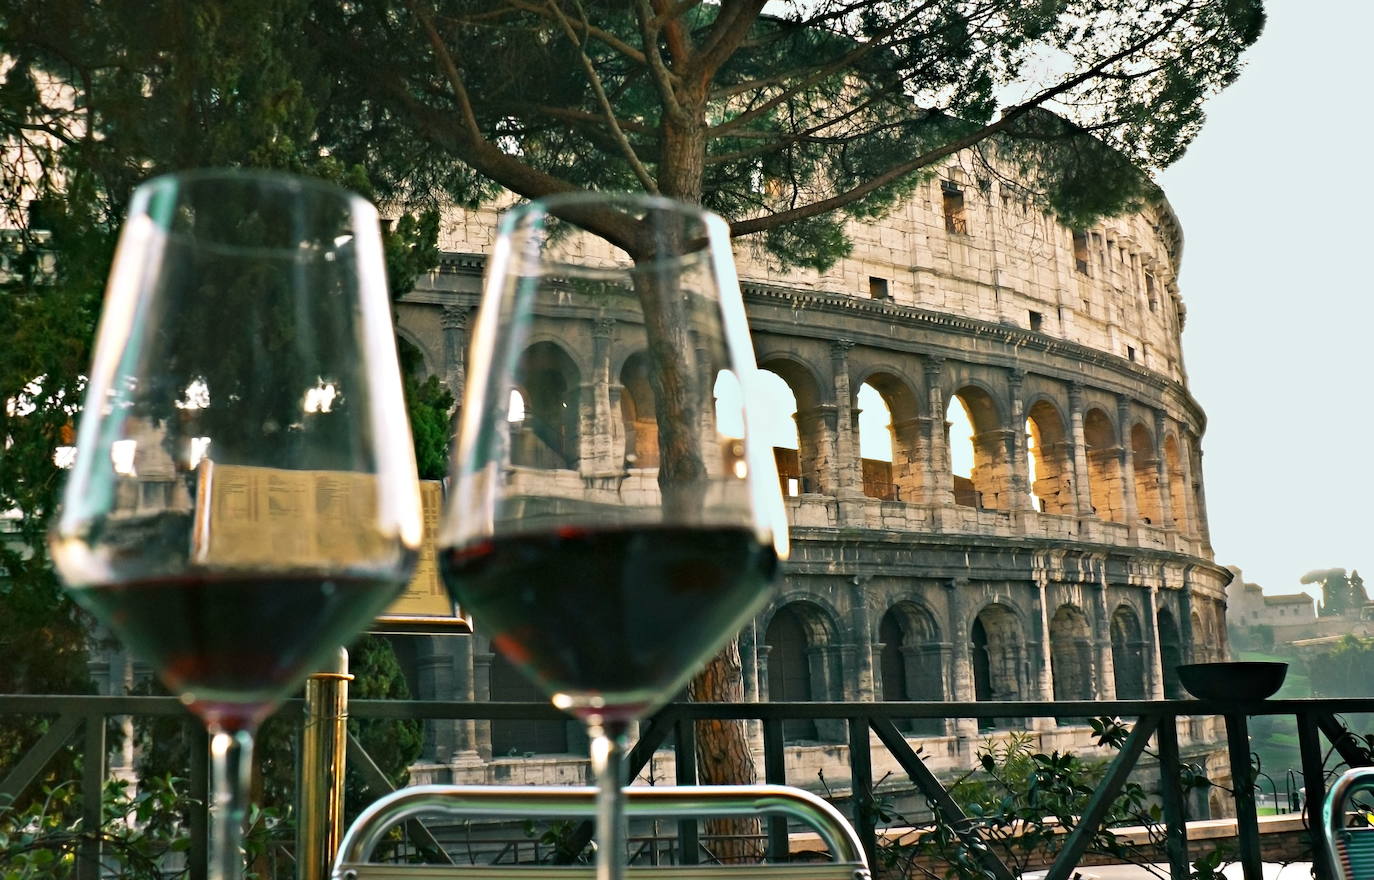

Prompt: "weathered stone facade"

[389,156,1230,796]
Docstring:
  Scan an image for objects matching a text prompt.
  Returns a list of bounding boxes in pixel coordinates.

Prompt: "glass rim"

[500,190,732,274]
[129,168,378,258]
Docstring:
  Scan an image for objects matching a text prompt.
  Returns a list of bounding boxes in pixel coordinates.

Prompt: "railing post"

[79,713,105,880]
[762,719,788,860]
[298,648,352,880]
[1224,712,1263,880]
[1155,713,1190,880]
[674,717,699,864]
[189,722,210,880]
[847,713,876,869]
[1298,711,1332,880]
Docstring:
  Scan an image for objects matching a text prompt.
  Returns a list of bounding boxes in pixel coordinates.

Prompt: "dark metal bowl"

[1176,661,1288,701]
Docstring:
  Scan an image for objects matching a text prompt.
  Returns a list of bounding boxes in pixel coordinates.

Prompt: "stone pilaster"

[830,340,865,498]
[923,357,953,505]
[1190,440,1215,554]
[579,318,620,480]
[440,305,473,400]
[848,575,876,700]
[1006,369,1032,510]
[472,646,495,760]
[1176,431,1201,541]
[1091,582,1116,700]
[1145,586,1165,700]
[1153,410,1176,529]
[1067,382,1094,517]
[1117,395,1139,530]
[946,578,978,740]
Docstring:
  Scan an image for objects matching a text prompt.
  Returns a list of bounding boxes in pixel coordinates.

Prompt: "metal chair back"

[1325,768,1374,880]
[331,784,871,880]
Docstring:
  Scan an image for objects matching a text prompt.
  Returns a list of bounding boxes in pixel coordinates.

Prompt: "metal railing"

[3,694,1373,880]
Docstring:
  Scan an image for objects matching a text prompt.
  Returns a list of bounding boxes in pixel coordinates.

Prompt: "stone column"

[579,317,619,481]
[830,340,865,498]
[1116,395,1139,531]
[1190,440,1215,554]
[1152,410,1176,529]
[415,636,459,762]
[441,305,473,399]
[739,620,765,755]
[1006,369,1032,510]
[1092,583,1116,700]
[1067,382,1094,517]
[1179,582,1198,664]
[473,647,495,760]
[848,575,876,700]
[1173,432,1201,544]
[945,578,979,740]
[1145,586,1165,700]
[922,357,954,505]
[451,635,482,763]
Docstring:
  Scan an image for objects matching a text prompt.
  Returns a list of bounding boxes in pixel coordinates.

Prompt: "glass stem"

[589,718,630,880]
[208,728,255,880]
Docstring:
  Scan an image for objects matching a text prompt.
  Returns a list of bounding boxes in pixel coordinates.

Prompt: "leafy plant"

[880,718,1227,880]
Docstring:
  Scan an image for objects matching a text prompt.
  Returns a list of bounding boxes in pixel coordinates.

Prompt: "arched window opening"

[971,604,1023,730]
[1026,401,1073,515]
[511,342,580,469]
[858,383,896,500]
[1164,435,1189,533]
[619,352,658,468]
[878,603,943,734]
[755,367,806,496]
[763,605,813,742]
[490,649,571,756]
[1111,605,1147,700]
[1083,408,1124,522]
[1131,423,1163,525]
[948,387,1010,510]
[863,373,923,503]
[1050,605,1094,702]
[1157,609,1185,699]
[1190,610,1211,663]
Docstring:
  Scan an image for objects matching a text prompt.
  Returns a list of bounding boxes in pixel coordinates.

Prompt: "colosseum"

[385,156,1231,798]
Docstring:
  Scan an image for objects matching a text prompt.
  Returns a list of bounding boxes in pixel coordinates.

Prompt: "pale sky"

[749,0,1368,603]
[1157,0,1373,603]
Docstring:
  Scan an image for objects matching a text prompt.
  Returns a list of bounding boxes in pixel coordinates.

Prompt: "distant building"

[1225,566,1316,629]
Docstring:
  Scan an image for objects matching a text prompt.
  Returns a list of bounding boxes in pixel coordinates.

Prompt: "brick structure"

[385,154,1231,802]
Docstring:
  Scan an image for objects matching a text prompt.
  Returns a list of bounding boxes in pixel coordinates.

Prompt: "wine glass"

[439,192,787,880]
[48,170,422,880]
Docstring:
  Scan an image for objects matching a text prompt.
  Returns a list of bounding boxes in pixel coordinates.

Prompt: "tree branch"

[634,0,690,126]
[547,0,659,192]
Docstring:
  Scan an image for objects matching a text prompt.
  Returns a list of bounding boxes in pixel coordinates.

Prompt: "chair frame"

[331,784,871,880]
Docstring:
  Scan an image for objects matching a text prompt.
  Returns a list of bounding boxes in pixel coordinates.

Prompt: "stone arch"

[763,600,842,742]
[394,328,436,380]
[1131,422,1164,525]
[619,351,658,468]
[1157,608,1185,699]
[1049,604,1095,701]
[878,601,945,733]
[949,384,1013,510]
[1190,609,1214,663]
[1110,604,1147,700]
[757,356,825,496]
[857,371,918,501]
[511,341,581,469]
[971,602,1025,730]
[1083,408,1125,522]
[1164,433,1190,533]
[489,650,572,756]
[1026,398,1074,515]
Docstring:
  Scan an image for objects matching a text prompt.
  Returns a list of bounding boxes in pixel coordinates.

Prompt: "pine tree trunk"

[688,642,763,863]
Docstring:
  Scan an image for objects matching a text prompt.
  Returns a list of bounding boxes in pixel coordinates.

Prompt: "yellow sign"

[377,479,470,633]
[192,463,468,633]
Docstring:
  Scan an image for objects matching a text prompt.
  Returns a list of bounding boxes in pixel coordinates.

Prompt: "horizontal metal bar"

[6,695,1374,722]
